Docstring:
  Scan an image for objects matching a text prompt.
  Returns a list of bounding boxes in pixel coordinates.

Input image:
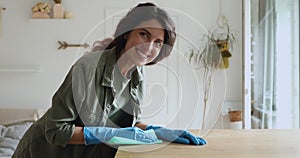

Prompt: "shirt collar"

[101,47,144,87]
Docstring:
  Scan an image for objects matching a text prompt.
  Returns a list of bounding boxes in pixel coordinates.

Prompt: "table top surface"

[115,129,300,158]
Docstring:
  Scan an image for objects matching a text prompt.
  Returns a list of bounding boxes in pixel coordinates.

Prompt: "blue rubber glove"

[83,126,159,145]
[145,125,206,145]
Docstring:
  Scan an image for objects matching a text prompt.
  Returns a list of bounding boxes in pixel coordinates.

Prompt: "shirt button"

[102,117,107,123]
[89,115,95,121]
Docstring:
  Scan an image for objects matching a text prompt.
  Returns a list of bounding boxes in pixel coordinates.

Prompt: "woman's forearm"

[68,126,85,144]
[68,123,148,145]
[135,122,148,130]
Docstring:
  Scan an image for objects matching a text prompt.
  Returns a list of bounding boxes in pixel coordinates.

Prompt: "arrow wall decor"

[57,41,89,50]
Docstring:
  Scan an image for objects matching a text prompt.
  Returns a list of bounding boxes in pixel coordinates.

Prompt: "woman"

[13,3,206,158]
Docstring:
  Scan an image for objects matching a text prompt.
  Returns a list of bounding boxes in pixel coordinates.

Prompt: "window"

[244,0,299,129]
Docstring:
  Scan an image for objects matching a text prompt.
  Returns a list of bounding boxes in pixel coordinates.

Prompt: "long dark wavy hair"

[91,2,176,65]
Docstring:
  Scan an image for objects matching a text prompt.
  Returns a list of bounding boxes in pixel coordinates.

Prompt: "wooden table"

[115,129,300,158]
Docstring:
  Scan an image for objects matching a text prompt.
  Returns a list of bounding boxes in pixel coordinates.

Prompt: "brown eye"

[154,41,163,48]
[139,32,149,39]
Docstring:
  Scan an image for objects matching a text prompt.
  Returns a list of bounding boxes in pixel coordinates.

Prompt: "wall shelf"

[27,19,74,23]
[0,65,43,73]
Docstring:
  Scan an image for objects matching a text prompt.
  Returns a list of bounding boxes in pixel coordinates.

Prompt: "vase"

[53,3,64,19]
[32,12,50,19]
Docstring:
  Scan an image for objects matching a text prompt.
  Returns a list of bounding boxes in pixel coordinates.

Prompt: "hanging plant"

[188,23,236,70]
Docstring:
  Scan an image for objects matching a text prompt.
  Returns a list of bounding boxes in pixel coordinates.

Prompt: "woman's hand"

[145,125,206,145]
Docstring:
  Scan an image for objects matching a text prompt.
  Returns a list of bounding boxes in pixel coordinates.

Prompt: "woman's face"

[123,19,165,66]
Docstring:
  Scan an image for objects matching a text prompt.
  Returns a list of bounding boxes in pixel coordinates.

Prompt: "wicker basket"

[228,110,242,122]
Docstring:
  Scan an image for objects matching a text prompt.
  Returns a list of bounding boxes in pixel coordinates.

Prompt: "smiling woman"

[120,20,165,68]
[12,2,205,158]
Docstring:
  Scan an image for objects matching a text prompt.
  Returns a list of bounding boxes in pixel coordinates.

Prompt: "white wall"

[0,0,242,129]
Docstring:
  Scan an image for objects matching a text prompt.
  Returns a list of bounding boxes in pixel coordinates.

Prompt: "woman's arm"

[134,122,148,130]
[68,126,84,144]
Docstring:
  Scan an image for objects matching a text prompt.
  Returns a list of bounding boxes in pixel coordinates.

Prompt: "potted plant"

[187,23,236,129]
[31,2,51,19]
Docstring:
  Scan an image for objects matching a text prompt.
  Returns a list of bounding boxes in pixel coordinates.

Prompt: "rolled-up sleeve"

[45,68,78,147]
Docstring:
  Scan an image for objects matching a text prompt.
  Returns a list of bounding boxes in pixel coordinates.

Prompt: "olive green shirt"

[12,47,144,158]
